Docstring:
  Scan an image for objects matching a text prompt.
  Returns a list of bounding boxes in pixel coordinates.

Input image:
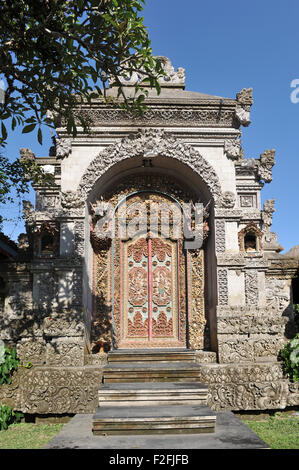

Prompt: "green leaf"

[1,122,7,140]
[22,124,36,134]
[37,127,43,145]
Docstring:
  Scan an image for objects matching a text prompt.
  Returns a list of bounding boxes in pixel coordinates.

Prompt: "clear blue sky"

[2,0,299,252]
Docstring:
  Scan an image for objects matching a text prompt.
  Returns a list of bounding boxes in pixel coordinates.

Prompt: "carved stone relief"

[215,220,226,252]
[218,269,228,305]
[266,278,290,311]
[79,129,222,204]
[245,270,259,305]
[257,149,275,183]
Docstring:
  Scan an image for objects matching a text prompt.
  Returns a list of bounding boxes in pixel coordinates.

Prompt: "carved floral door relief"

[121,236,180,347]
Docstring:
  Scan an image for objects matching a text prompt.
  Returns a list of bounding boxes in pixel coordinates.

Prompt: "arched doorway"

[90,174,209,351]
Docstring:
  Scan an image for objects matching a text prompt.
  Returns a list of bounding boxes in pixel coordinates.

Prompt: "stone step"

[98,382,208,407]
[92,405,216,435]
[103,362,202,383]
[108,349,196,363]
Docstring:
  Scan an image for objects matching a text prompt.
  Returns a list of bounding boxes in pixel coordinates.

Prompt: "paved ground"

[45,411,269,449]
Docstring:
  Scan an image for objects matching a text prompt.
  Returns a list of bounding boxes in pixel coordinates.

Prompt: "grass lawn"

[240,413,299,449]
[0,422,65,449]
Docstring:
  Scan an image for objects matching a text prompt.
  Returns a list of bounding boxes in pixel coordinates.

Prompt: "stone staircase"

[92,349,216,435]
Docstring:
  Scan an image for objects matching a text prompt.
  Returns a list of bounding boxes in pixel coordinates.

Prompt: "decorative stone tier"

[0,360,297,414]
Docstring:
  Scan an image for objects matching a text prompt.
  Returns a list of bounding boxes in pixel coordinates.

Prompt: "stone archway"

[79,129,222,352]
[78,128,222,204]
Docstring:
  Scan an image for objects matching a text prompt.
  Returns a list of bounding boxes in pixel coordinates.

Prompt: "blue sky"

[2,0,299,252]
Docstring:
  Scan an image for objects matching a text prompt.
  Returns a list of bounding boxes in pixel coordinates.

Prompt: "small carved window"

[238,222,263,253]
[40,233,55,256]
[34,222,59,258]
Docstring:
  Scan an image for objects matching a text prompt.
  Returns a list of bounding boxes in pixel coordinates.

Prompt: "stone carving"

[55,137,72,159]
[245,270,259,305]
[190,250,206,350]
[218,269,228,305]
[36,193,60,211]
[235,88,253,127]
[34,271,56,310]
[257,149,275,183]
[218,337,254,363]
[224,139,243,160]
[23,200,36,227]
[155,56,185,86]
[207,379,288,411]
[262,231,283,253]
[44,311,84,337]
[17,338,47,366]
[17,233,29,251]
[74,221,85,259]
[109,56,185,88]
[262,199,275,231]
[73,106,236,128]
[61,190,84,210]
[240,194,255,208]
[20,147,35,161]
[217,310,288,335]
[266,279,290,310]
[219,191,236,209]
[22,367,103,414]
[46,338,84,367]
[79,129,222,203]
[215,220,226,252]
[5,279,32,317]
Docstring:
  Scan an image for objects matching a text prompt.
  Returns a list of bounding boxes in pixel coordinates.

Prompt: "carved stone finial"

[17,233,29,250]
[155,56,185,87]
[55,137,72,159]
[262,199,275,231]
[224,138,244,161]
[235,88,253,127]
[20,148,35,161]
[22,200,36,226]
[109,56,185,88]
[258,149,275,183]
[236,88,253,106]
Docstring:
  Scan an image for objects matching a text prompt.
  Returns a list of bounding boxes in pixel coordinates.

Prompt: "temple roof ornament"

[55,137,72,159]
[109,56,185,89]
[235,87,253,127]
[20,147,35,161]
[257,149,275,183]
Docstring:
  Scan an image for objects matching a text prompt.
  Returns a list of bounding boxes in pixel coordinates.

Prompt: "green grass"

[0,422,65,449]
[241,414,299,449]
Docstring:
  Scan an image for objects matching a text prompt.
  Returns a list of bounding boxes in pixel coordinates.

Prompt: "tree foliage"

[0,0,163,146]
[0,152,54,228]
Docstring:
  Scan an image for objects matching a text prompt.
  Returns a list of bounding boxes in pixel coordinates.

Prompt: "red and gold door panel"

[119,236,184,348]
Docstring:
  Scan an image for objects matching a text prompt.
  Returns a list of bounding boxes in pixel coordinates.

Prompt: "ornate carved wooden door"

[120,235,183,348]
